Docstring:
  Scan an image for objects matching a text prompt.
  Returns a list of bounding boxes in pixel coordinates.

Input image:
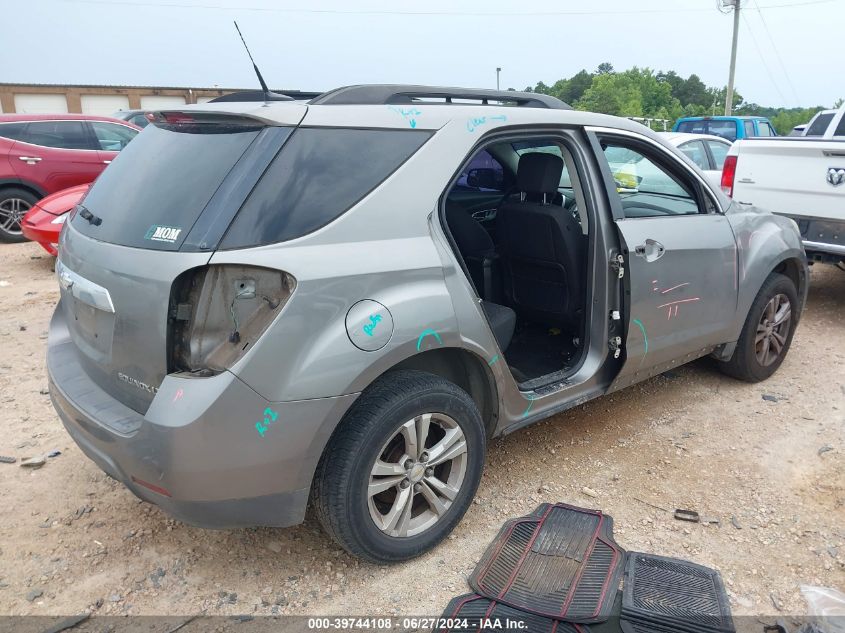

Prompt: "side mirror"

[467,168,502,190]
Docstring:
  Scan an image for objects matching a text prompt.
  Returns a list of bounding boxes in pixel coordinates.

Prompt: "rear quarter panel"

[726,201,807,341]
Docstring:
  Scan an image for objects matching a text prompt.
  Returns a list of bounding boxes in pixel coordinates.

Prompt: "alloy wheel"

[755,293,791,367]
[0,197,31,235]
[368,413,468,538]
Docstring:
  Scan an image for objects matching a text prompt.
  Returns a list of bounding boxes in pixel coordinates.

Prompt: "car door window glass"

[0,122,28,141]
[757,122,773,137]
[91,122,138,151]
[678,141,708,170]
[833,115,845,137]
[23,121,93,150]
[806,113,834,136]
[706,140,730,170]
[743,121,755,137]
[455,149,506,192]
[601,142,702,218]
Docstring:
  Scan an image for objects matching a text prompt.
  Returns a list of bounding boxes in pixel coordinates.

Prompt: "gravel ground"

[0,242,842,619]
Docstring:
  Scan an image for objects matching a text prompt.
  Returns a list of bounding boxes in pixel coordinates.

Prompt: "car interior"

[443,138,591,386]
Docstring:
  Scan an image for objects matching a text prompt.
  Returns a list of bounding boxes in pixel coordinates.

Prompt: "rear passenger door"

[589,130,738,390]
[9,120,104,193]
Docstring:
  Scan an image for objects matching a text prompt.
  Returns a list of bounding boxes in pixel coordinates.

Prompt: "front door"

[592,132,738,389]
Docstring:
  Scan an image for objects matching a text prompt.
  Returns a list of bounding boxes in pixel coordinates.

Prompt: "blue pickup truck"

[673,115,777,141]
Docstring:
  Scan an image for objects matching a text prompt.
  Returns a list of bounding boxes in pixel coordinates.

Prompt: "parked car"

[49,85,807,563]
[723,105,845,265]
[0,114,140,242]
[112,109,154,128]
[21,184,88,256]
[673,115,777,141]
[658,132,732,188]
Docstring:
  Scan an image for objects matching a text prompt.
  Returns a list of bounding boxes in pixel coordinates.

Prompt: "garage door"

[81,94,130,116]
[14,94,68,114]
[140,95,186,109]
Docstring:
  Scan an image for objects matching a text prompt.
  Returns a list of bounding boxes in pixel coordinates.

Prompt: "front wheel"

[312,370,486,563]
[719,272,799,382]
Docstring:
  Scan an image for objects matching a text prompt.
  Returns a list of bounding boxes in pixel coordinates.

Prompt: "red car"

[22,184,89,256]
[0,114,140,243]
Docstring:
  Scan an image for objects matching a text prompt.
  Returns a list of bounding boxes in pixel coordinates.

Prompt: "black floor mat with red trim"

[468,503,625,623]
[439,594,590,633]
[621,553,735,633]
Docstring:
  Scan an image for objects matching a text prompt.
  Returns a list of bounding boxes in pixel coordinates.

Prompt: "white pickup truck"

[721,106,845,264]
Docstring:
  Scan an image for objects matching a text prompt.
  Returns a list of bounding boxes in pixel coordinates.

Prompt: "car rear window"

[676,119,738,141]
[71,117,267,250]
[219,127,431,249]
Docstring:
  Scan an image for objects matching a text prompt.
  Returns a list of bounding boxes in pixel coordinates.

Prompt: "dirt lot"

[0,241,842,619]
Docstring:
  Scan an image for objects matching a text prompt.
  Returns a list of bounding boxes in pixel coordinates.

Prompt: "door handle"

[18,156,42,163]
[634,239,666,262]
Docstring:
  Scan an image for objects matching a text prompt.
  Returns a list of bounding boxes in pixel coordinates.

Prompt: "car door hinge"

[610,254,625,279]
[609,336,622,359]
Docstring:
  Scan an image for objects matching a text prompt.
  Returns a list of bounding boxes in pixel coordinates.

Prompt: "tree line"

[522,63,841,134]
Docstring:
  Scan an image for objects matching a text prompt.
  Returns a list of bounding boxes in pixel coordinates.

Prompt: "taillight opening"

[168,265,296,375]
[721,155,738,197]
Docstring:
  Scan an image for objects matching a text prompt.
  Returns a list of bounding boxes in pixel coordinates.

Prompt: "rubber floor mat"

[621,553,735,633]
[469,503,625,622]
[439,594,590,633]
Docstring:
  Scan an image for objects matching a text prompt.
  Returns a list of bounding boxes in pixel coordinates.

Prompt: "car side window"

[757,122,773,137]
[23,121,94,150]
[678,141,708,170]
[0,122,28,142]
[744,121,756,137]
[129,114,150,128]
[806,113,833,136]
[91,122,138,151]
[454,149,507,192]
[706,140,730,170]
[835,115,845,138]
[600,141,703,218]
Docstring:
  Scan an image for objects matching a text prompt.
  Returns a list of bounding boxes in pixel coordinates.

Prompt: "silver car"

[48,85,807,563]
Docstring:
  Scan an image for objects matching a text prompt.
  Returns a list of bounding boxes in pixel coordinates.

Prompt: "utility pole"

[725,0,741,115]
[496,67,501,91]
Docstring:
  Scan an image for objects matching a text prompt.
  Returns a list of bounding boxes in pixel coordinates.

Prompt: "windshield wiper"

[78,206,102,227]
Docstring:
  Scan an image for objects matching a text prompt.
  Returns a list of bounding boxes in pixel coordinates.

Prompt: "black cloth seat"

[446,201,497,300]
[497,152,585,329]
[481,301,516,352]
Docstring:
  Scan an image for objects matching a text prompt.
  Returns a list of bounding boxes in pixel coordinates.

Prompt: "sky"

[2,0,842,108]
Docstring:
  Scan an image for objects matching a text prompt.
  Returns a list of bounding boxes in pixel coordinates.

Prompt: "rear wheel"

[312,370,485,563]
[719,272,798,382]
[0,187,38,243]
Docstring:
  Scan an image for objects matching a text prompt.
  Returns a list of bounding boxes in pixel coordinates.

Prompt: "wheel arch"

[389,347,500,438]
[0,178,47,200]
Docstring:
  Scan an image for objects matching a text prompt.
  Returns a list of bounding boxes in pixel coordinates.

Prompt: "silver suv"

[48,85,807,563]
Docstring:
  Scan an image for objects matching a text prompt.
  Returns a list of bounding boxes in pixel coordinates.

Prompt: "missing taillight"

[168,265,296,374]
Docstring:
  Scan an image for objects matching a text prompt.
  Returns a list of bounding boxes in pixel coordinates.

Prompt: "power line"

[751,0,801,104]
[44,0,844,16]
[740,10,789,104]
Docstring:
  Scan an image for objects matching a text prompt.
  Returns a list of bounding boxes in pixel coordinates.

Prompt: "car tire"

[0,187,38,243]
[312,369,485,563]
[719,272,799,382]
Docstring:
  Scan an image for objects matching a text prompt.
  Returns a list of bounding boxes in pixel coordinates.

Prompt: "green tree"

[596,62,615,75]
[576,73,643,117]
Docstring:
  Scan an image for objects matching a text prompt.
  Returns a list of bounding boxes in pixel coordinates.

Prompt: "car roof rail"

[309,84,571,110]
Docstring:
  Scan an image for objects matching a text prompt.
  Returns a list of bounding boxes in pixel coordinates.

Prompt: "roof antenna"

[233,21,270,102]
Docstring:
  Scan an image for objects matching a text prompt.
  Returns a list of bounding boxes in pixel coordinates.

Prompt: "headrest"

[517,152,563,195]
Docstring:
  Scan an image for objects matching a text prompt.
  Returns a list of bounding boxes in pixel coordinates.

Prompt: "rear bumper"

[47,303,358,529]
[781,214,845,259]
